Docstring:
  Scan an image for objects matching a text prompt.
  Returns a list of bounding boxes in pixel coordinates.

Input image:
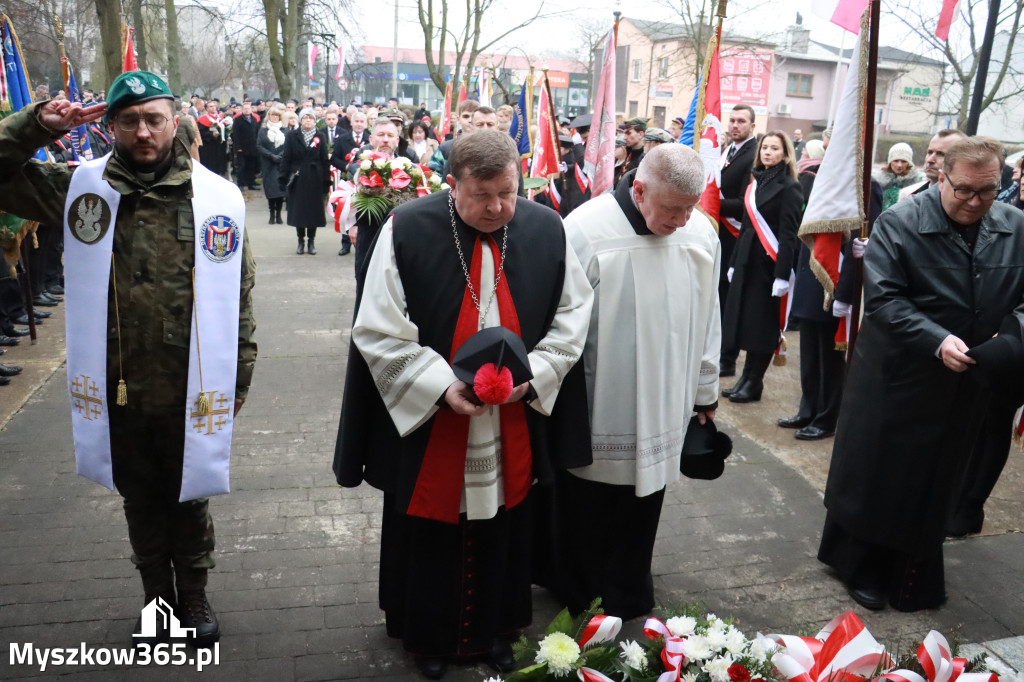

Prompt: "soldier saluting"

[0,71,257,647]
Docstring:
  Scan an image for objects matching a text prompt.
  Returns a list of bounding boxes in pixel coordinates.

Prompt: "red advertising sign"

[719,48,773,114]
[546,71,570,88]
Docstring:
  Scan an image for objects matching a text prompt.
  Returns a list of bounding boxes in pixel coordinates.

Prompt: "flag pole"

[526,66,535,155]
[54,13,69,94]
[847,0,880,359]
[693,0,726,153]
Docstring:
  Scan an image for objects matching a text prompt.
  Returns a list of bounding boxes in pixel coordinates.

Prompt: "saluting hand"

[38,99,107,133]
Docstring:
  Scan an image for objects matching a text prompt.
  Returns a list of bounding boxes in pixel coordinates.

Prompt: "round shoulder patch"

[69,193,112,244]
[200,215,241,262]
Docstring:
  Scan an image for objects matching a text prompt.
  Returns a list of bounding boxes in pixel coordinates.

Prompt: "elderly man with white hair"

[549,144,722,620]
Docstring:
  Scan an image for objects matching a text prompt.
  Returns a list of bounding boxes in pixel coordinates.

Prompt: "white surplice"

[353,218,594,520]
[563,193,722,496]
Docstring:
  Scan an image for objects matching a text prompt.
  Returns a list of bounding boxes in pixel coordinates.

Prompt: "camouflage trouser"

[110,408,216,596]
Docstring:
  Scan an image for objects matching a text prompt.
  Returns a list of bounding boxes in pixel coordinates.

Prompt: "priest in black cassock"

[333,129,594,679]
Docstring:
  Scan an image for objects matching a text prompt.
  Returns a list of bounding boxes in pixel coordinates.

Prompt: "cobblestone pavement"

[1,199,1022,680]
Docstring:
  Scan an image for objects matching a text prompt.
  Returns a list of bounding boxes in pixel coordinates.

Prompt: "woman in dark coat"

[721,130,803,403]
[280,108,331,255]
[257,105,287,224]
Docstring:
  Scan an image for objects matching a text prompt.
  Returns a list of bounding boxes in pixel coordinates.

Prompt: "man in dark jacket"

[819,136,1024,613]
[231,101,260,189]
[717,105,757,376]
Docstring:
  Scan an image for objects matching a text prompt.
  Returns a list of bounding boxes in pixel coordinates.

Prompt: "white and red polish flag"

[935,0,962,41]
[529,72,561,199]
[307,42,319,81]
[335,45,346,81]
[799,8,869,311]
[438,80,453,141]
[696,27,723,226]
[583,26,617,197]
[812,0,870,33]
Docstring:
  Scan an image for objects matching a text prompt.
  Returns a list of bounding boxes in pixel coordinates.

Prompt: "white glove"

[771,278,790,297]
[832,301,852,318]
[852,237,868,259]
[727,267,734,283]
[559,161,568,173]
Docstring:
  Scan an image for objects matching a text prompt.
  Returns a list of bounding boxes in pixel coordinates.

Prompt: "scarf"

[301,127,316,146]
[752,163,786,197]
[266,121,284,147]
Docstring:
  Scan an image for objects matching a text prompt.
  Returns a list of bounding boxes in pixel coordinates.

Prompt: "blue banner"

[3,17,48,160]
[678,76,700,147]
[64,61,93,163]
[508,83,531,158]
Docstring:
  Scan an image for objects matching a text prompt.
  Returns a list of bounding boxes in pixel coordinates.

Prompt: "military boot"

[296,237,305,255]
[307,238,317,255]
[178,588,220,648]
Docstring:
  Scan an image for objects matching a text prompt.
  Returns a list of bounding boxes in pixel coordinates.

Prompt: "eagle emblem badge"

[125,76,145,95]
[199,215,240,263]
[68,193,112,244]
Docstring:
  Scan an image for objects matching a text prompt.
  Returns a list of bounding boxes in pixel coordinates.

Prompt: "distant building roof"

[625,17,772,48]
[358,46,586,73]
[811,40,946,68]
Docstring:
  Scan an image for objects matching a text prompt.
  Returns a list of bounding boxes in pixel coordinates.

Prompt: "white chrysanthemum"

[705,654,736,682]
[619,640,648,670]
[682,672,700,682]
[706,627,730,651]
[705,614,727,635]
[373,158,388,169]
[666,616,698,638]
[747,634,777,664]
[682,634,714,661]
[360,159,372,171]
[483,677,504,682]
[724,628,748,656]
[536,632,581,677]
[428,173,442,185]
[440,183,450,190]
[396,157,412,167]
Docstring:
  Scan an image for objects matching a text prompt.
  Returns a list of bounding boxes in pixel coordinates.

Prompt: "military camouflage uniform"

[0,103,257,596]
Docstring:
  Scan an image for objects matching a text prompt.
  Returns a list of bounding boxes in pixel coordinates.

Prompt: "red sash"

[744,178,795,362]
[405,235,534,524]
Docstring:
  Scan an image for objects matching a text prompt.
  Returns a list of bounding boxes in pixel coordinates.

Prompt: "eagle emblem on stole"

[69,193,111,244]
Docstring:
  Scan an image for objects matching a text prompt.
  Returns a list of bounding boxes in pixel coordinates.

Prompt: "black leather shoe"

[848,586,886,611]
[32,295,59,307]
[296,239,305,255]
[777,415,812,429]
[34,310,51,319]
[728,378,763,403]
[338,244,351,256]
[47,284,65,295]
[795,425,835,440]
[307,240,317,255]
[178,589,220,647]
[721,375,748,398]
[0,335,19,347]
[0,364,23,376]
[486,638,516,673]
[719,363,736,377]
[0,376,10,386]
[947,508,984,537]
[414,656,449,679]
[3,326,30,337]
[41,291,62,302]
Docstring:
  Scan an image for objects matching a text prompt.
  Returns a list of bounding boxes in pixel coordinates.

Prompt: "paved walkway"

[1,201,1022,680]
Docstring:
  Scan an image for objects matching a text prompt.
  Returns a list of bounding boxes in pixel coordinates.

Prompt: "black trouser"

[295,226,318,241]
[952,405,1014,521]
[795,317,845,430]
[268,197,284,216]
[237,154,258,187]
[0,270,27,320]
[110,409,216,595]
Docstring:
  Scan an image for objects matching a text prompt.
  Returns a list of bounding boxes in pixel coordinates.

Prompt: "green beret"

[104,70,174,122]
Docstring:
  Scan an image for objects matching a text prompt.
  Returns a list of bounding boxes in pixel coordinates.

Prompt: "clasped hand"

[939,334,975,373]
[444,379,529,416]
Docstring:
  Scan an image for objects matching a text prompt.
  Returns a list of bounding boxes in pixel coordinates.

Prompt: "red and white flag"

[935,0,961,41]
[457,81,467,106]
[812,0,870,33]
[696,27,723,227]
[307,41,319,81]
[335,45,346,81]
[122,28,138,72]
[438,80,453,141]
[583,27,617,197]
[529,72,561,199]
[799,8,868,310]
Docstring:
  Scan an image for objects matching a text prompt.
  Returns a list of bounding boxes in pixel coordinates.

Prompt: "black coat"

[257,127,287,200]
[722,169,803,353]
[718,138,756,284]
[825,186,1024,555]
[280,128,331,228]
[330,129,369,172]
[231,115,260,159]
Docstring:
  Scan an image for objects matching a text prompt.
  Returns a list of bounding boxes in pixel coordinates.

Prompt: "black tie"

[727,144,738,162]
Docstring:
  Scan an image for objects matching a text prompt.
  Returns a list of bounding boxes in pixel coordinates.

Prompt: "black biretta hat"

[679,416,733,480]
[452,327,533,387]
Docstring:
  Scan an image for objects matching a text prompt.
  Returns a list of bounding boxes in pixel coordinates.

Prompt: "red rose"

[728,664,751,682]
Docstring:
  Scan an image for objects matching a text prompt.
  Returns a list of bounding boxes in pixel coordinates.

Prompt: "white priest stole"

[63,152,246,502]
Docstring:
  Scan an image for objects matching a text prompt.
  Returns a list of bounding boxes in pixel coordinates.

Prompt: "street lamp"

[319,33,336,104]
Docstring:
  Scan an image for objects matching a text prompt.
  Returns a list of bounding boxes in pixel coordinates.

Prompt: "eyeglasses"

[951,185,999,201]
[113,114,170,133]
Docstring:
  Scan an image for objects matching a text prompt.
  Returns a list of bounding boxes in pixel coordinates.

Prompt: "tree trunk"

[94,0,122,86]
[163,0,181,93]
[130,0,148,70]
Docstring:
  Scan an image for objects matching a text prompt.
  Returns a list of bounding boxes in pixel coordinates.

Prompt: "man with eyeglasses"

[0,70,256,648]
[819,136,1024,613]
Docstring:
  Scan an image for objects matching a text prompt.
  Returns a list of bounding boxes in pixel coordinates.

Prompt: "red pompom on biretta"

[473,362,514,404]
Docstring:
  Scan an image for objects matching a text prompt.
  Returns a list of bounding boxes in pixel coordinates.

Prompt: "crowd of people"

[2,64,1024,682]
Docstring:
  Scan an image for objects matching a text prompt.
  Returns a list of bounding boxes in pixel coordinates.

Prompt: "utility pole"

[965,0,1001,135]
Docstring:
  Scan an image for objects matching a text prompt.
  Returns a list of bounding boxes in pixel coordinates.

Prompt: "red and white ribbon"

[578,668,617,682]
[643,618,689,682]
[579,614,622,649]
[328,181,357,233]
[743,179,779,261]
[880,631,996,682]
[768,611,891,682]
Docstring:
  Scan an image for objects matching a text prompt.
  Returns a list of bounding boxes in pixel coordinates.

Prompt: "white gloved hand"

[771,278,790,297]
[832,301,852,318]
[852,237,868,259]
[727,267,734,283]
